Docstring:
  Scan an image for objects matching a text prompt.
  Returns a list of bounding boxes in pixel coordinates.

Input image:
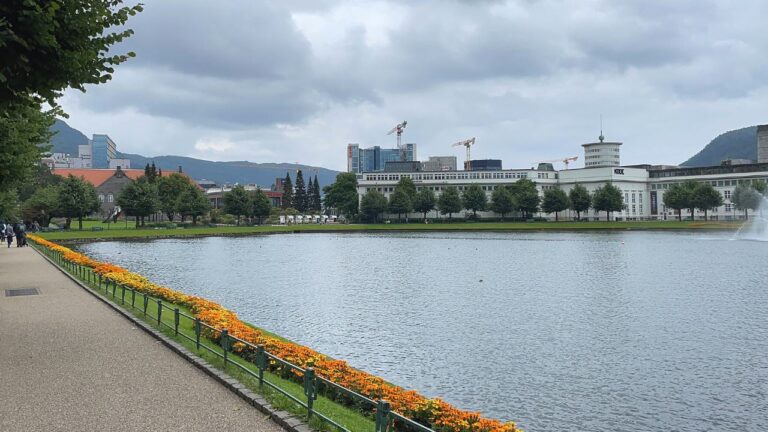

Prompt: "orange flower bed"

[29,235,519,432]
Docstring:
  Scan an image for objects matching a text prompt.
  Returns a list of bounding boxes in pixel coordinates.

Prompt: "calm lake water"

[79,231,768,432]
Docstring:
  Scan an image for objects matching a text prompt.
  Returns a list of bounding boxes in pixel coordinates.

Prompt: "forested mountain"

[48,120,340,187]
[681,126,758,167]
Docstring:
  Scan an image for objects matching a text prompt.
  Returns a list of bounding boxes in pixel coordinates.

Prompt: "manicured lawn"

[38,219,742,241]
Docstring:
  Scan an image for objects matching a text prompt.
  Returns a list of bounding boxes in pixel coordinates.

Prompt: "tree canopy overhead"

[0,0,144,107]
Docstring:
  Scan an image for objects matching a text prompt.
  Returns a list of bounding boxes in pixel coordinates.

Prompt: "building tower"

[582,131,622,168]
[758,125,768,163]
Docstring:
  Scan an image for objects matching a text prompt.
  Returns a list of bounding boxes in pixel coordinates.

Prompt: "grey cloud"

[81,68,320,128]
[66,0,768,171]
[123,0,312,80]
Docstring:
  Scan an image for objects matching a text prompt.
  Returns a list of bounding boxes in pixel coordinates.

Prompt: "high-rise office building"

[422,156,457,171]
[347,143,417,173]
[758,125,768,163]
[91,134,117,168]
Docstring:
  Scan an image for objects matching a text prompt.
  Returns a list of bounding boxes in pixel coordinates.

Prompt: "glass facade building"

[347,143,417,174]
[91,134,117,168]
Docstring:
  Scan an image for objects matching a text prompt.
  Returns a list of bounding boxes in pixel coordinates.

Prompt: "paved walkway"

[0,245,285,432]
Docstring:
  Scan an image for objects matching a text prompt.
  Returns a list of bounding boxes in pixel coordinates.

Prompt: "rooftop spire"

[599,114,604,143]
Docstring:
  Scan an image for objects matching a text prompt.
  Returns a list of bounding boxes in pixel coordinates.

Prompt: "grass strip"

[38,220,741,241]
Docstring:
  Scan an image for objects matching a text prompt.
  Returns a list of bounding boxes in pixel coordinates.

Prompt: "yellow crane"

[539,156,579,170]
[386,120,408,161]
[452,137,476,171]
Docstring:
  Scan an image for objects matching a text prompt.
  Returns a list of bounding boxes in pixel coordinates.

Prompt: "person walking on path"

[4,224,13,248]
[13,223,23,248]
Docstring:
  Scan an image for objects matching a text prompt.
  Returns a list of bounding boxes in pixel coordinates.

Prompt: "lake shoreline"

[41,220,742,243]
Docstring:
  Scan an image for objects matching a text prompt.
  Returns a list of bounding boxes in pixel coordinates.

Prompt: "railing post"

[98,274,102,290]
[121,285,126,305]
[221,329,229,367]
[255,344,266,386]
[303,367,317,418]
[111,281,116,298]
[174,308,180,336]
[375,400,391,432]
[143,293,149,316]
[194,318,201,350]
[131,289,136,308]
[157,300,162,325]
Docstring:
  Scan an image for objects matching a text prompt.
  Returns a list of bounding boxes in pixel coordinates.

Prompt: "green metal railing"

[39,246,437,432]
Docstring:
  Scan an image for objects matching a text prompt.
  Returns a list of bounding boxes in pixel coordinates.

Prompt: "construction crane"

[386,120,408,161]
[452,137,476,171]
[539,156,579,170]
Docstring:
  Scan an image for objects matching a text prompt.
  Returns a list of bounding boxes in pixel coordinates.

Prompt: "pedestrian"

[4,223,13,248]
[13,223,23,247]
[19,224,28,247]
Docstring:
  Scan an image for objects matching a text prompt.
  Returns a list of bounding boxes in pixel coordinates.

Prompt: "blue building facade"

[91,134,117,168]
[347,143,417,174]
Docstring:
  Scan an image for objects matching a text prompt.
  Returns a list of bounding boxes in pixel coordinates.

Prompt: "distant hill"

[50,119,89,156]
[48,120,341,188]
[681,126,758,167]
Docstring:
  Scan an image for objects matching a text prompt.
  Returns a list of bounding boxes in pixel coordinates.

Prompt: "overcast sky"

[60,0,768,171]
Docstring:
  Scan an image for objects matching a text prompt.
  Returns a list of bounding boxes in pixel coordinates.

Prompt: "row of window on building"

[98,193,114,203]
[364,171,539,182]
[651,178,768,190]
[585,148,621,153]
[584,155,620,160]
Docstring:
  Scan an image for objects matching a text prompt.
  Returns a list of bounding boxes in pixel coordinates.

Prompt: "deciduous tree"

[0,104,54,190]
[157,173,190,222]
[0,0,143,107]
[117,176,158,227]
[692,183,723,220]
[462,184,487,218]
[360,189,387,223]
[490,186,515,220]
[223,185,251,225]
[542,188,570,221]
[663,183,688,221]
[323,173,359,220]
[412,189,437,221]
[251,188,272,225]
[388,189,412,222]
[568,184,591,220]
[56,175,100,230]
[22,185,58,226]
[508,179,540,219]
[395,177,417,201]
[177,185,211,225]
[437,187,462,221]
[592,183,624,221]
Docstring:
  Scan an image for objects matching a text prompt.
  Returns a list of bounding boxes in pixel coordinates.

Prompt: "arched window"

[98,194,104,202]
[107,193,114,203]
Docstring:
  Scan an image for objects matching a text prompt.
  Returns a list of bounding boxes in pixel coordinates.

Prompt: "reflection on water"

[79,231,768,432]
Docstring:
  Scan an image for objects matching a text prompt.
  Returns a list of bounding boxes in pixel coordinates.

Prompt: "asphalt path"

[0,244,285,432]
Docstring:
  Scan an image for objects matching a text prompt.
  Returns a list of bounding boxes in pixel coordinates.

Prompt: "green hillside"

[48,120,340,187]
[681,126,758,167]
[50,119,89,156]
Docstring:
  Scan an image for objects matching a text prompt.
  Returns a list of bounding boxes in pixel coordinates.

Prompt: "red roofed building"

[52,166,193,217]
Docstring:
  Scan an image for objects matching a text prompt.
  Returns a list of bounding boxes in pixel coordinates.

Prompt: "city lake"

[79,231,767,432]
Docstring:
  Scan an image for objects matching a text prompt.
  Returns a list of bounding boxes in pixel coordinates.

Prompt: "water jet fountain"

[734,193,768,241]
